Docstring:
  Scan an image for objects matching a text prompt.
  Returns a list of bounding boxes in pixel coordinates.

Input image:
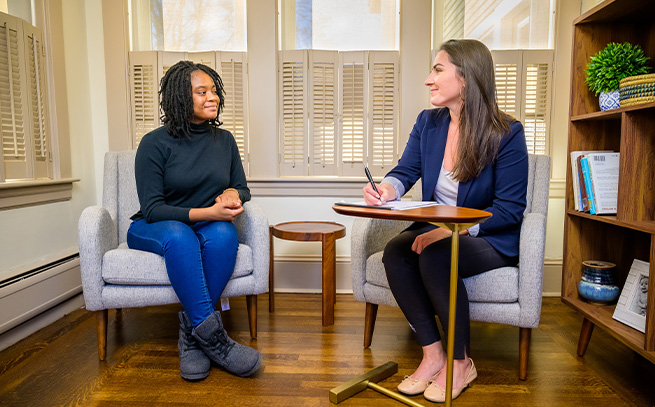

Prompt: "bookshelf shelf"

[563,0,655,363]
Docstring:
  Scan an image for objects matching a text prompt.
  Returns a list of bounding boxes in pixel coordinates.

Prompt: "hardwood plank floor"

[0,294,654,406]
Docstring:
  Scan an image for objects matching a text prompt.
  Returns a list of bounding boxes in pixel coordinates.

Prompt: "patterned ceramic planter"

[578,260,620,304]
[599,89,620,111]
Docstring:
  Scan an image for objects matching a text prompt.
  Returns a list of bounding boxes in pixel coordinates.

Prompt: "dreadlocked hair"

[439,39,515,183]
[159,60,226,139]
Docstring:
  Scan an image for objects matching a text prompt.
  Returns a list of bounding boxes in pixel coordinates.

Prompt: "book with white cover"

[587,152,620,215]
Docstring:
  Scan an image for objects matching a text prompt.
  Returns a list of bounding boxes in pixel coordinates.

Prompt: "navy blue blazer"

[386,108,528,258]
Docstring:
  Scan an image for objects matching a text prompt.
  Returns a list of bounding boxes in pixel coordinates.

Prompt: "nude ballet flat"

[397,371,441,396]
[423,359,477,403]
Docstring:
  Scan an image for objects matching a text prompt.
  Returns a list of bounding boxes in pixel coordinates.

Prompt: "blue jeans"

[127,219,239,327]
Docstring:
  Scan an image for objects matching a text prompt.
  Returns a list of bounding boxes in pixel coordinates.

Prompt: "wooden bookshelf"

[563,0,655,362]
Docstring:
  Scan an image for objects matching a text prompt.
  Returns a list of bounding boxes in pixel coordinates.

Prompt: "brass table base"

[329,362,425,407]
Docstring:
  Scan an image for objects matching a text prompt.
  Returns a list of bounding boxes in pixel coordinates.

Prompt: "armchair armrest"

[233,201,269,294]
[78,206,118,311]
[517,212,547,328]
[350,217,411,301]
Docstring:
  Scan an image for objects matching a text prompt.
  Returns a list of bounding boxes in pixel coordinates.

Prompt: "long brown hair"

[440,39,514,182]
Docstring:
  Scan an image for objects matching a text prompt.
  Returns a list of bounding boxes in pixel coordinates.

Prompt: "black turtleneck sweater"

[131,122,250,224]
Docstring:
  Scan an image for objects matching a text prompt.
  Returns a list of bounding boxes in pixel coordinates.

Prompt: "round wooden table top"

[271,221,347,241]
[332,203,492,225]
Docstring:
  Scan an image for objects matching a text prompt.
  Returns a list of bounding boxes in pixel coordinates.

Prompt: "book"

[571,151,610,211]
[580,156,597,214]
[586,152,620,215]
[577,155,590,212]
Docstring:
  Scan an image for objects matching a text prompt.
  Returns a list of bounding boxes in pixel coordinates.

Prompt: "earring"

[459,87,465,100]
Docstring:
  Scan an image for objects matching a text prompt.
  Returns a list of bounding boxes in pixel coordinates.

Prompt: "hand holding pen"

[363,165,396,205]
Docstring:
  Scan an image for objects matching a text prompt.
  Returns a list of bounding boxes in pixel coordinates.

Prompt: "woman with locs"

[362,39,528,402]
[127,61,262,381]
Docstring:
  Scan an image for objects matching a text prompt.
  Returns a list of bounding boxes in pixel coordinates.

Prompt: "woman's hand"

[363,182,396,205]
[188,190,244,222]
[215,189,241,209]
[412,228,469,254]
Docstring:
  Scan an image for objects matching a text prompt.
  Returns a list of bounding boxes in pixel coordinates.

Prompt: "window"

[439,0,555,155]
[278,0,400,178]
[128,0,249,173]
[441,0,554,50]
[128,50,249,172]
[283,0,399,51]
[0,11,51,182]
[130,0,247,51]
[492,50,552,155]
[278,50,398,178]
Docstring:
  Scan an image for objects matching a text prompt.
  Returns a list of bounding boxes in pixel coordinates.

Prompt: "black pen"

[364,165,381,200]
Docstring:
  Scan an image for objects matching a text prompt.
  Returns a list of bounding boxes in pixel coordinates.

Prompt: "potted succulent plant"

[585,42,650,110]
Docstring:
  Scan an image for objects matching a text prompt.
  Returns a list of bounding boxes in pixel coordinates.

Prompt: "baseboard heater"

[0,254,82,335]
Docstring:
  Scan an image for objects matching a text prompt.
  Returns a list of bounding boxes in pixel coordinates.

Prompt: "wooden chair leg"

[96,309,108,361]
[246,295,257,339]
[519,327,531,380]
[364,302,378,348]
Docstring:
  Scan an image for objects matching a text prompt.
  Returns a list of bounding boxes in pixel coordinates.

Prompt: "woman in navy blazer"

[363,39,528,402]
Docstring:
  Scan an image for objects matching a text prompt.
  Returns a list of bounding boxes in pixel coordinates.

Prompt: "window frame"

[0,6,75,210]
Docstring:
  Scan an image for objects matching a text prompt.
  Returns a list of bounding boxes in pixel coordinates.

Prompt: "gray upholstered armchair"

[350,154,550,380]
[78,150,269,360]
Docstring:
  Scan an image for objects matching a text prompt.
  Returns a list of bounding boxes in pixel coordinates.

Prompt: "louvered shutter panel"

[278,50,307,176]
[521,50,552,155]
[339,51,367,177]
[129,51,160,147]
[308,50,337,176]
[491,50,521,119]
[0,14,29,180]
[218,51,248,174]
[368,51,398,176]
[159,51,186,80]
[24,22,50,178]
[188,51,216,71]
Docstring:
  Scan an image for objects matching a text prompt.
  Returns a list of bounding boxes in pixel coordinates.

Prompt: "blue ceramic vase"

[578,260,619,304]
[599,90,620,111]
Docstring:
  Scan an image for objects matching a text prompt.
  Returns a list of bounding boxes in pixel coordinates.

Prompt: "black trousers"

[382,223,517,359]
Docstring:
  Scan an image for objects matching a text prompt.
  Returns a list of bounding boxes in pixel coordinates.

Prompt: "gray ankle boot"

[178,311,211,381]
[192,310,262,377]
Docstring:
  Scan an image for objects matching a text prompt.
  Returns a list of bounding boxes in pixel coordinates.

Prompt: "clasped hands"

[189,189,243,222]
[363,181,468,254]
[211,189,243,221]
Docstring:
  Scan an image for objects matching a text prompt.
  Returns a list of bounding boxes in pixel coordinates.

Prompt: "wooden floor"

[1,294,654,406]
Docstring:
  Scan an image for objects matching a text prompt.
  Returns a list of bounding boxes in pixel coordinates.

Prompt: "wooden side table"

[269,221,346,326]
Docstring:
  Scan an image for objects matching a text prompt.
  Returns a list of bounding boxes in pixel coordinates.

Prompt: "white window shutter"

[159,51,187,80]
[368,51,398,176]
[129,51,160,148]
[188,51,216,71]
[521,50,552,155]
[491,50,521,120]
[278,49,307,177]
[492,49,552,155]
[23,21,50,179]
[308,50,338,176]
[0,14,29,180]
[217,51,248,175]
[339,51,367,177]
